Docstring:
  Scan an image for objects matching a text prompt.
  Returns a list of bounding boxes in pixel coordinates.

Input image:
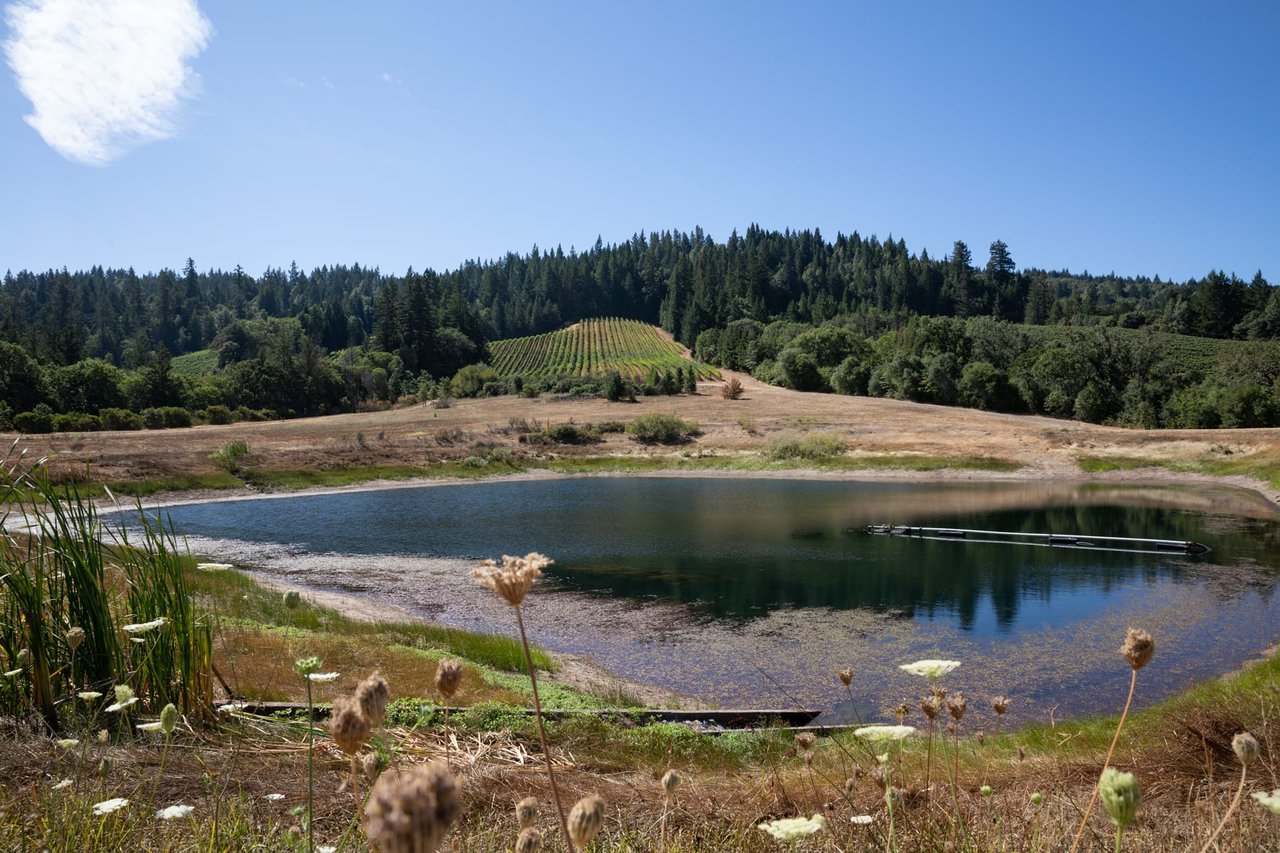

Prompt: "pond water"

[146,476,1280,726]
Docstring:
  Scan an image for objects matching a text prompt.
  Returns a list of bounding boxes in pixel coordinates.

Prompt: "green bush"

[100,408,143,431]
[210,440,250,472]
[625,412,698,444]
[52,413,100,433]
[451,363,499,397]
[141,406,193,429]
[13,409,53,434]
[203,404,234,425]
[764,431,846,460]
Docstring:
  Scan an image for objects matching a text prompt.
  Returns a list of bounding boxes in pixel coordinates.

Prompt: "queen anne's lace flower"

[156,804,194,820]
[899,659,960,679]
[853,725,916,743]
[758,814,825,841]
[121,617,168,634]
[93,797,129,815]
[1252,789,1280,815]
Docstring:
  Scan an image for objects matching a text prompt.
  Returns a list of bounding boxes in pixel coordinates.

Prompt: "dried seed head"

[364,752,386,782]
[1017,745,1027,762]
[920,696,939,721]
[795,732,816,750]
[330,696,372,756]
[895,703,910,724]
[159,703,179,735]
[661,770,681,797]
[435,660,464,702]
[16,648,30,668]
[567,794,606,848]
[516,796,539,829]
[515,827,543,853]
[838,667,853,687]
[65,627,85,651]
[992,696,1009,716]
[1121,628,1154,671]
[946,692,967,722]
[1232,732,1260,766]
[976,730,986,747]
[364,762,460,853]
[356,672,390,725]
[471,553,552,607]
[843,777,857,794]
[803,750,814,766]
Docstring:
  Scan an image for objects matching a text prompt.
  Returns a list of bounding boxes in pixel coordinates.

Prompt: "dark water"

[146,477,1280,724]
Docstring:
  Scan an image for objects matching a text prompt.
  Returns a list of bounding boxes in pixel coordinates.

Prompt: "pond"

[145,476,1280,726]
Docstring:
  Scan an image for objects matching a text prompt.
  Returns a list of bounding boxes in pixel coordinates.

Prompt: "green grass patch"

[1078,452,1280,489]
[169,348,219,375]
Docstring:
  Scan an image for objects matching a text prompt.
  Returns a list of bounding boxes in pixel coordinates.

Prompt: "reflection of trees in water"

[553,504,1278,630]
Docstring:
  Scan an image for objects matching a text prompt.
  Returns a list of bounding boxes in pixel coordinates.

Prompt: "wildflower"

[196,562,232,571]
[472,552,552,607]
[661,769,682,798]
[356,672,390,725]
[838,667,853,686]
[97,729,108,743]
[992,695,1010,716]
[52,779,73,790]
[946,692,967,721]
[55,738,80,749]
[899,659,960,680]
[567,794,607,848]
[851,814,874,825]
[4,669,22,677]
[853,725,916,743]
[516,796,539,828]
[794,732,815,750]
[308,672,340,683]
[129,637,147,645]
[137,721,164,732]
[263,793,285,802]
[105,684,137,713]
[318,847,336,853]
[1098,768,1140,829]
[894,702,910,723]
[121,617,168,634]
[1252,789,1280,815]
[364,752,386,782]
[65,627,85,651]
[156,804,194,820]
[160,703,179,735]
[93,797,129,815]
[758,814,825,841]
[980,785,993,797]
[516,827,542,852]
[283,590,301,609]
[330,696,372,756]
[1232,732,1259,766]
[435,660,463,701]
[16,648,30,668]
[364,762,460,853]
[78,691,102,701]
[293,656,323,677]
[1030,792,1043,805]
[919,696,939,720]
[1120,628,1154,671]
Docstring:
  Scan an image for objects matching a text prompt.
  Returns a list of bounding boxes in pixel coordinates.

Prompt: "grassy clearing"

[1078,451,1280,489]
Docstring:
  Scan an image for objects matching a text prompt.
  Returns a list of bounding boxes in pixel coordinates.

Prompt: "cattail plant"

[1070,628,1153,853]
[473,553,576,851]
[364,761,460,853]
[1198,732,1260,852]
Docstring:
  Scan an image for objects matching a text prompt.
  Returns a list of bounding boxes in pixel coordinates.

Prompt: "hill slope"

[488,318,719,381]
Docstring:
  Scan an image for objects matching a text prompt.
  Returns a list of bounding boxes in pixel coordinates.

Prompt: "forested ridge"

[2,225,1277,432]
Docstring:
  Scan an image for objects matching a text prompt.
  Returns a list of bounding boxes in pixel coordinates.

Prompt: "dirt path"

[8,377,1280,508]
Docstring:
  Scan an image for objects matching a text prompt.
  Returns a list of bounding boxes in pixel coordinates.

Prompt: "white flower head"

[55,738,80,749]
[78,691,103,701]
[93,797,129,815]
[1253,788,1280,815]
[137,721,164,732]
[854,725,917,743]
[51,778,74,790]
[899,659,961,679]
[196,562,232,571]
[156,804,194,820]
[122,617,168,635]
[851,814,874,825]
[263,793,285,801]
[4,669,22,677]
[758,814,826,841]
[307,672,340,683]
[317,847,337,853]
[105,697,138,713]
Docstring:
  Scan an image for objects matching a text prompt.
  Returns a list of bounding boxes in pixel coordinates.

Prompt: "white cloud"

[3,0,213,165]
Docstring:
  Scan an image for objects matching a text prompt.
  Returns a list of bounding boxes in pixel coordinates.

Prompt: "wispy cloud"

[3,0,213,165]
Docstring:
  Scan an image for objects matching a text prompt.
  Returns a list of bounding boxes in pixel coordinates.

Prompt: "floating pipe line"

[864,524,1211,555]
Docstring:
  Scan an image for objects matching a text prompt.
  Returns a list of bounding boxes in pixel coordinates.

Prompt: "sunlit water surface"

[141,477,1280,725]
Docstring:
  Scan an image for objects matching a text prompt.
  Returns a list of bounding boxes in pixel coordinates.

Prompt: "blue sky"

[1,1,1277,282]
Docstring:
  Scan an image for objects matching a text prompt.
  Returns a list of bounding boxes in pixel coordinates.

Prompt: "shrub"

[203,404,234,424]
[603,370,630,402]
[141,406,193,429]
[764,431,846,461]
[13,410,53,434]
[626,412,698,444]
[210,440,250,472]
[100,407,143,431]
[52,412,100,432]
[721,377,744,400]
[451,363,499,398]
